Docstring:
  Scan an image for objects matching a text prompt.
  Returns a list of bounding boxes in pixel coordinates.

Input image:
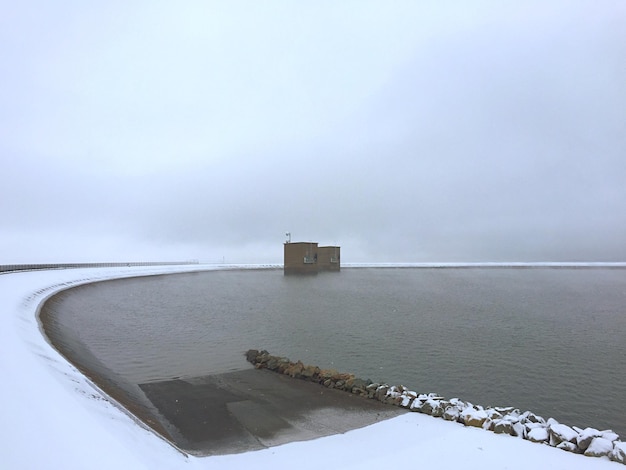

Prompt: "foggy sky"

[2,1,625,264]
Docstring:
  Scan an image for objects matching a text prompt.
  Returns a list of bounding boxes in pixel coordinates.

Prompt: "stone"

[332,372,353,382]
[511,422,525,438]
[319,369,338,380]
[285,361,304,378]
[245,349,259,363]
[501,412,520,423]
[520,410,545,424]
[409,398,423,412]
[601,430,620,442]
[425,399,441,415]
[611,441,626,464]
[584,437,614,458]
[556,441,579,453]
[494,406,515,414]
[486,409,503,421]
[419,400,436,415]
[430,400,446,418]
[275,360,286,373]
[549,422,578,446]
[351,378,368,391]
[482,419,495,431]
[527,427,549,443]
[375,385,390,401]
[426,393,445,400]
[448,398,465,409]
[576,427,602,451]
[385,395,403,406]
[493,420,515,436]
[524,421,543,433]
[400,393,415,408]
[443,406,460,422]
[256,352,270,365]
[276,358,291,374]
[301,365,320,379]
[366,383,379,398]
[463,407,488,428]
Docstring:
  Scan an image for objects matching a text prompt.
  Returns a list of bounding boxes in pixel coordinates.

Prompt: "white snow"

[0,265,621,469]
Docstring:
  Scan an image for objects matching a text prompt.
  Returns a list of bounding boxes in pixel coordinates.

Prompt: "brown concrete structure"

[283,242,318,275]
[318,246,341,271]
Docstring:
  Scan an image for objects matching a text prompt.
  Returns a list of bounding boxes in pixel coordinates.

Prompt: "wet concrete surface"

[140,368,406,456]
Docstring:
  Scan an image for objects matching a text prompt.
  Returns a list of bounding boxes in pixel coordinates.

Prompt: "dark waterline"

[41,267,626,438]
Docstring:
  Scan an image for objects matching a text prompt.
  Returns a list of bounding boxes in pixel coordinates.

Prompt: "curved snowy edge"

[0,265,621,470]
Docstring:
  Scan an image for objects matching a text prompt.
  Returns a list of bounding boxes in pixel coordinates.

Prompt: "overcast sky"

[1,1,625,264]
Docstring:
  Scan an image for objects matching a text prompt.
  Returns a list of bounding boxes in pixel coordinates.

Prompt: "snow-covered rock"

[549,422,579,446]
[524,421,543,430]
[601,430,620,442]
[400,395,413,408]
[245,347,626,464]
[412,395,446,417]
[511,421,526,439]
[493,419,515,436]
[612,441,626,464]
[382,385,408,406]
[486,408,503,421]
[577,427,603,451]
[584,437,614,458]
[462,407,489,428]
[520,410,545,424]
[557,441,579,453]
[375,385,390,401]
[527,427,549,443]
[494,406,516,414]
[443,405,461,422]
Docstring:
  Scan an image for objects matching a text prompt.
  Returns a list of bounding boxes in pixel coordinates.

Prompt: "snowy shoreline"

[248,350,625,462]
[1,265,623,469]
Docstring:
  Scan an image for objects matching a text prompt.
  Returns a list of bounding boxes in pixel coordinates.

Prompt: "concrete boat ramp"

[139,368,405,456]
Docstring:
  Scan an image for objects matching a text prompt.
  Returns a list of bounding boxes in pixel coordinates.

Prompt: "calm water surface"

[42,267,626,437]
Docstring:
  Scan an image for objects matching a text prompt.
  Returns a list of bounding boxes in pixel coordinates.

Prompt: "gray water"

[42,267,626,437]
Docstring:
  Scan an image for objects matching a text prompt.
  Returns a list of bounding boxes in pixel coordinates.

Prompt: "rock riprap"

[245,349,625,465]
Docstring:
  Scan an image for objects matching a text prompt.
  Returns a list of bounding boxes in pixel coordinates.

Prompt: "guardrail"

[0,261,199,274]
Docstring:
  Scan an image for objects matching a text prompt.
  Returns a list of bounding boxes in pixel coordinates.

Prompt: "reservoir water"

[41,267,626,437]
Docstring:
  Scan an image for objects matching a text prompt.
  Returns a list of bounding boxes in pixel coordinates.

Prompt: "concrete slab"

[140,368,406,456]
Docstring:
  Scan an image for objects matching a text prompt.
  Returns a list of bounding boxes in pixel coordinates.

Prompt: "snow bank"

[0,266,621,469]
